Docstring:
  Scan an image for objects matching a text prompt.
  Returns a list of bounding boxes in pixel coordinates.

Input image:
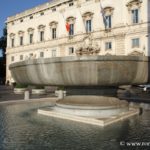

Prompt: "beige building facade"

[6,0,150,83]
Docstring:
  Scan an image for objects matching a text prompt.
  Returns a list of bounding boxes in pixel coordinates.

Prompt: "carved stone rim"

[9,56,150,69]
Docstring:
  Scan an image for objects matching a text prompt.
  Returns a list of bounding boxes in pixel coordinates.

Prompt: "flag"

[100,1,107,29]
[66,22,70,32]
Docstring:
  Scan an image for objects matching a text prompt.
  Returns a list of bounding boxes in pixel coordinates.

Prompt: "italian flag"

[66,22,70,32]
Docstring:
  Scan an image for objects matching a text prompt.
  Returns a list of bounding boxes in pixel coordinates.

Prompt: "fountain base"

[38,106,139,127]
[37,95,139,127]
[55,96,129,118]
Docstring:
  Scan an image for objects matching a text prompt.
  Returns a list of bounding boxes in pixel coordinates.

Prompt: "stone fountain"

[9,37,150,126]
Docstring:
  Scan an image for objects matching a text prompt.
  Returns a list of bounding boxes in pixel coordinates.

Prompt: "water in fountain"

[0,101,150,150]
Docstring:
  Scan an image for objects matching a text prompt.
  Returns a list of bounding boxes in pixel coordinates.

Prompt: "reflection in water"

[0,102,150,150]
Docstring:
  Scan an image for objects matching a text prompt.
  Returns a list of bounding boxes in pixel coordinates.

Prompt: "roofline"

[6,0,73,23]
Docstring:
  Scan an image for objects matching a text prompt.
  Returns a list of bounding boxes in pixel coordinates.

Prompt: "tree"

[0,26,7,58]
[0,26,7,84]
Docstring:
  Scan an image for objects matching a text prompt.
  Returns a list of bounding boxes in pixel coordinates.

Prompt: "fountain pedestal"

[55,96,128,118]
[54,86,129,118]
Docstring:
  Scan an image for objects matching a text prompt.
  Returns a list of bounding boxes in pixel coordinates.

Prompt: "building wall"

[6,0,150,83]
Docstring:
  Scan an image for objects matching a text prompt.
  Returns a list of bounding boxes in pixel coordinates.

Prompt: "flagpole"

[100,0,107,30]
[60,9,70,33]
[76,0,86,33]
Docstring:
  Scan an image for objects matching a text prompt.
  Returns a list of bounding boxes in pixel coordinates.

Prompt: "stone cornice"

[6,0,74,23]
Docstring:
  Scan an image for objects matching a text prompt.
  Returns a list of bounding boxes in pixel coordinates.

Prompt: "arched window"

[49,21,58,39]
[38,25,45,42]
[9,33,15,47]
[103,7,114,29]
[66,16,76,36]
[18,31,24,46]
[82,12,93,33]
[126,0,142,24]
[27,28,34,44]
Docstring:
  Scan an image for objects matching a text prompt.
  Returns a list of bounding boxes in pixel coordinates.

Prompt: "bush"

[34,85,45,89]
[58,86,65,90]
[15,83,28,88]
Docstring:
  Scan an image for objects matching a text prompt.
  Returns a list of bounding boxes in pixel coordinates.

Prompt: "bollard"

[58,90,64,99]
[63,91,67,97]
[55,90,58,97]
[24,90,30,100]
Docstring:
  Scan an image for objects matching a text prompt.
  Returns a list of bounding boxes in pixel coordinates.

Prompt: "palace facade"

[6,0,150,83]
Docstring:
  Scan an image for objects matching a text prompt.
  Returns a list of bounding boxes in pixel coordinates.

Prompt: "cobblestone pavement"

[0,85,24,102]
[118,86,150,103]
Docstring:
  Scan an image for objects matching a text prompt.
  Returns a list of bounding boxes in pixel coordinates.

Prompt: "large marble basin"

[9,56,150,86]
[9,55,150,121]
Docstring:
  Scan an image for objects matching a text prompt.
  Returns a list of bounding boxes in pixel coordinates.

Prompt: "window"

[20,55,23,60]
[28,28,34,44]
[40,12,44,16]
[52,8,56,12]
[131,9,139,24]
[82,12,93,33]
[52,50,56,57]
[40,52,44,58]
[52,28,56,39]
[20,19,23,23]
[102,7,114,30]
[69,47,74,55]
[69,3,74,6]
[66,17,75,36]
[105,15,112,29]
[11,56,14,62]
[132,38,140,48]
[40,31,44,42]
[69,24,74,36]
[29,34,33,44]
[105,42,112,50]
[20,36,23,46]
[11,38,14,47]
[126,0,141,24]
[29,53,33,58]
[86,20,92,33]
[38,25,45,42]
[30,16,33,19]
[49,21,58,39]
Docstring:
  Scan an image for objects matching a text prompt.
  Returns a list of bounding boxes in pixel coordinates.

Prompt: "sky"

[0,0,50,36]
[0,0,50,56]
